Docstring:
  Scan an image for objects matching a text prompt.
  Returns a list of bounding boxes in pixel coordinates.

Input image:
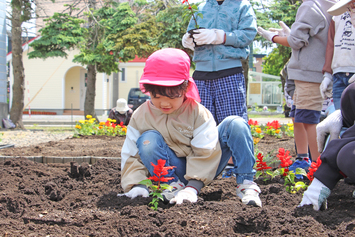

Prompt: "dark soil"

[0,134,354,236]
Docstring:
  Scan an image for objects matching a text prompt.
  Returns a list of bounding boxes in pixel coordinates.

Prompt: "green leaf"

[139,179,152,187]
[160,183,172,191]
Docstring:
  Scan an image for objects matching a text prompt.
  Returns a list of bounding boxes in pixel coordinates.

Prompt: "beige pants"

[293,80,323,111]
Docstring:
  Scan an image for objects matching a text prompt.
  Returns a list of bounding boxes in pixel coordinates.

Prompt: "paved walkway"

[21,114,293,126]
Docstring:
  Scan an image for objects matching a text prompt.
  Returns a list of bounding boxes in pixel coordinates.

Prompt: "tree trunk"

[84,64,98,121]
[9,2,25,129]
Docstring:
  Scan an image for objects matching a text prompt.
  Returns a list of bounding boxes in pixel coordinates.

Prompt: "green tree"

[8,0,54,129]
[28,1,148,120]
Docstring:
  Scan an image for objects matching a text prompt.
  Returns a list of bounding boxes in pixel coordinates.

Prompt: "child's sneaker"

[222,165,236,178]
[289,157,312,179]
[162,180,185,202]
[236,180,262,207]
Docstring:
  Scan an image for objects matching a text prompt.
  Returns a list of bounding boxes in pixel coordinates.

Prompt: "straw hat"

[116,98,130,114]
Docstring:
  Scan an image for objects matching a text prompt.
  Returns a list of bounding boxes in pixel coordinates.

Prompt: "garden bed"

[0,135,354,236]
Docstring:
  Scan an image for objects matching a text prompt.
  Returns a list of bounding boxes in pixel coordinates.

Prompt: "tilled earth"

[0,133,354,236]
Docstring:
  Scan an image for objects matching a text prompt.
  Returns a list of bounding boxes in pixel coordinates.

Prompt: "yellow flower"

[255,128,262,133]
[287,123,293,127]
[91,118,96,121]
[89,120,94,124]
[99,122,105,126]
[107,118,112,122]
[275,129,280,134]
[112,119,116,123]
[289,126,294,131]
[79,120,85,124]
[75,125,82,129]
[86,115,92,119]
[253,137,260,145]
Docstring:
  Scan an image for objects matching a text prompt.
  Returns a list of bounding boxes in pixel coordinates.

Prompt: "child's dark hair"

[142,81,189,99]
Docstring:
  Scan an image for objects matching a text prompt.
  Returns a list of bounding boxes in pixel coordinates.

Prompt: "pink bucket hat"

[139,48,201,102]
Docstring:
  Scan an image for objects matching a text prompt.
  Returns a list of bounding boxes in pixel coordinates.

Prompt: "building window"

[121,68,126,82]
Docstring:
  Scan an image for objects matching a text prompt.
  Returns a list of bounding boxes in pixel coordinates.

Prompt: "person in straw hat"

[108,98,133,126]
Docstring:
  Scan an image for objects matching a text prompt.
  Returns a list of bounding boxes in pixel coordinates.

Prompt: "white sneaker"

[236,180,262,207]
[162,180,185,201]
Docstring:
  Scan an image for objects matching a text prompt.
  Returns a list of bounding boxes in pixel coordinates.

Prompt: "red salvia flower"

[283,168,289,176]
[256,153,272,171]
[307,156,322,182]
[277,148,293,168]
[149,159,176,185]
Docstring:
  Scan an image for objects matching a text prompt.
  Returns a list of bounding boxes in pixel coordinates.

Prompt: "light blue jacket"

[187,0,257,72]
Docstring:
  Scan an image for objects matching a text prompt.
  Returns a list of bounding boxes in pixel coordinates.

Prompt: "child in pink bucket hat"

[119,48,262,207]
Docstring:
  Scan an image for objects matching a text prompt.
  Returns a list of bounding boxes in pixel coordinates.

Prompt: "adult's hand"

[298,178,330,211]
[316,109,342,153]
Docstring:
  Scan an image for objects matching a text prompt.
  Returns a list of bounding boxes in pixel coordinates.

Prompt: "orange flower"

[256,127,262,133]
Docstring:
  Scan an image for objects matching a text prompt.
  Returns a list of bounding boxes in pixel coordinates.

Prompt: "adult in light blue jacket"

[182,0,257,177]
[182,0,257,125]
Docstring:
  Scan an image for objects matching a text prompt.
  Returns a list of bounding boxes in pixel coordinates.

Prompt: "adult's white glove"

[298,178,331,211]
[182,32,195,51]
[169,187,198,204]
[191,29,225,46]
[257,27,278,42]
[316,109,343,153]
[320,72,333,99]
[348,74,355,84]
[269,21,291,37]
[117,186,149,199]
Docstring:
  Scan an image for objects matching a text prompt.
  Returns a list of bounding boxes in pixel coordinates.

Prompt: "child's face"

[150,94,185,114]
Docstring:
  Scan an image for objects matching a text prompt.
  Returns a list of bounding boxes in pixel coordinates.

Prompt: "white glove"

[269,21,291,37]
[320,72,333,99]
[257,27,278,42]
[117,186,149,199]
[182,32,195,51]
[316,109,343,153]
[298,178,331,211]
[191,29,225,46]
[348,74,355,84]
[169,187,198,204]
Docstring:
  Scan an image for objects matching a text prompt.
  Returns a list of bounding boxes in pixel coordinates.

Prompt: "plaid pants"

[195,73,248,124]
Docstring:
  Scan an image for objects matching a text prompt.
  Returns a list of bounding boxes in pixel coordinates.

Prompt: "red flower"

[255,153,272,171]
[283,168,289,176]
[120,122,124,126]
[277,148,293,168]
[182,0,188,3]
[267,120,281,130]
[109,51,113,55]
[307,156,322,181]
[248,119,258,126]
[148,159,176,184]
